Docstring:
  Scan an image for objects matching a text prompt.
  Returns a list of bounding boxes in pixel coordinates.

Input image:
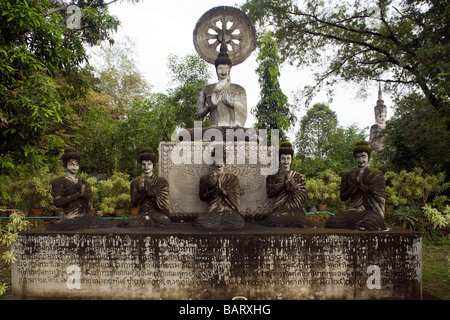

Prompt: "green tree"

[113,92,180,177]
[294,103,366,177]
[165,53,212,129]
[93,35,152,118]
[0,0,121,170]
[328,124,368,174]
[74,107,118,175]
[253,31,295,140]
[242,0,450,128]
[380,93,450,175]
[295,103,339,160]
[73,53,208,177]
[73,92,179,177]
[144,93,179,143]
[115,98,171,178]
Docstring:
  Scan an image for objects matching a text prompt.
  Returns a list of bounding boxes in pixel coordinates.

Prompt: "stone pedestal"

[11,225,422,300]
[158,141,277,221]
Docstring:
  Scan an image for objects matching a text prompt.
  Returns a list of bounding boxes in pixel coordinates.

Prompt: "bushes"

[0,211,30,296]
[388,204,450,244]
[385,168,450,207]
[76,172,132,216]
[305,169,342,211]
[0,168,132,217]
[423,204,450,230]
[0,165,63,214]
[383,168,450,242]
[300,166,450,243]
[91,172,131,216]
[385,168,450,243]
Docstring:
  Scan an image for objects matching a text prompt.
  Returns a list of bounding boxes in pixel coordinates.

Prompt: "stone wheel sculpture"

[193,6,256,66]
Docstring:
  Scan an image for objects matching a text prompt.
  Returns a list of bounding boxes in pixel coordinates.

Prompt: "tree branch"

[283,7,418,74]
[287,10,386,40]
[374,78,416,85]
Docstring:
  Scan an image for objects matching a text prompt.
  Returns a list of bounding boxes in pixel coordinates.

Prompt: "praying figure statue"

[118,147,172,228]
[261,141,313,228]
[192,149,245,230]
[325,141,388,231]
[48,147,107,230]
[197,43,247,128]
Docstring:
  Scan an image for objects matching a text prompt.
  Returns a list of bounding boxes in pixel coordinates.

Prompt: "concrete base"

[11,223,422,300]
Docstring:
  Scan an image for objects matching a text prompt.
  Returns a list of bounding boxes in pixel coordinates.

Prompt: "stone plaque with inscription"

[12,225,422,300]
[158,141,277,221]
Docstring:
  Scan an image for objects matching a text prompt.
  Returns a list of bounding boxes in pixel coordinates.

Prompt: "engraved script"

[12,232,422,299]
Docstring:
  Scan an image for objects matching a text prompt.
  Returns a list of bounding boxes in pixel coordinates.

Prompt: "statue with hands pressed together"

[118,147,172,228]
[192,148,245,230]
[325,141,388,231]
[48,147,107,230]
[261,141,313,228]
[196,43,247,128]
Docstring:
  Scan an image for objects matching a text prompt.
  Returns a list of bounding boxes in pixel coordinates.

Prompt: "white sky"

[94,0,393,141]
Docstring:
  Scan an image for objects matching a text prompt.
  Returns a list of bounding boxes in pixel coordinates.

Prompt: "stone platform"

[11,223,422,300]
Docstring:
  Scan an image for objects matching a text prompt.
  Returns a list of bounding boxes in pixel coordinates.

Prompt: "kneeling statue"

[192,151,245,230]
[118,147,172,228]
[48,147,108,231]
[261,141,313,228]
[325,141,388,231]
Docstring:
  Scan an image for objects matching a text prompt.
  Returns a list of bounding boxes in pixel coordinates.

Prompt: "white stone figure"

[197,44,247,127]
[369,85,387,151]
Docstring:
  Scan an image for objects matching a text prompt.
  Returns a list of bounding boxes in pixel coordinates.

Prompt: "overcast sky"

[91,0,393,141]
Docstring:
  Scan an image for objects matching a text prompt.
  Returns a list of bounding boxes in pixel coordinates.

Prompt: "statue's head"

[352,141,372,168]
[61,147,80,175]
[279,141,294,171]
[215,43,232,80]
[374,85,387,125]
[374,105,387,125]
[210,146,225,173]
[139,147,156,175]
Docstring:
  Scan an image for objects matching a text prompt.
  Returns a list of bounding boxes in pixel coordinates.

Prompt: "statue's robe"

[261,170,312,228]
[118,176,172,228]
[369,123,385,151]
[326,167,387,231]
[197,82,247,127]
[48,176,107,231]
[192,171,245,230]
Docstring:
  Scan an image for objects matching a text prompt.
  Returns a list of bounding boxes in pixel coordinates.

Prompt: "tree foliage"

[115,94,179,178]
[0,0,121,169]
[294,103,367,177]
[253,31,295,139]
[73,93,177,178]
[74,106,118,175]
[295,103,338,160]
[93,36,152,118]
[242,0,450,128]
[72,52,209,177]
[379,93,450,175]
[165,53,212,129]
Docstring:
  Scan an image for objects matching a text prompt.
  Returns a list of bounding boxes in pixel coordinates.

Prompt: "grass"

[422,244,450,299]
